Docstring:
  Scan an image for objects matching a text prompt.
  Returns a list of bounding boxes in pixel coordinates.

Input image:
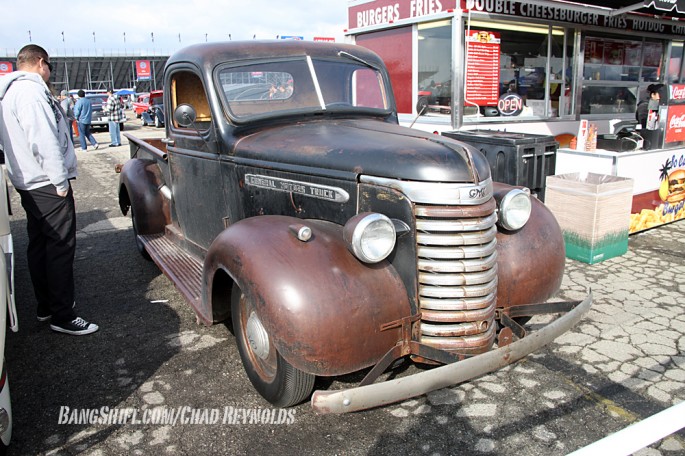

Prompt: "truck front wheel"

[231,286,315,407]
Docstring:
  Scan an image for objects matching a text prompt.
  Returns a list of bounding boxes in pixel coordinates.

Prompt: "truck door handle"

[161,138,175,146]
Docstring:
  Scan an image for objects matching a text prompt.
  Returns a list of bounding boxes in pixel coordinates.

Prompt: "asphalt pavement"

[4,120,685,455]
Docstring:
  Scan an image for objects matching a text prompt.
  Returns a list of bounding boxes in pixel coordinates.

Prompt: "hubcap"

[246,311,270,360]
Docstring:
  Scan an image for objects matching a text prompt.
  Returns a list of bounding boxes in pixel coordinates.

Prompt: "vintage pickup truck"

[117,40,591,413]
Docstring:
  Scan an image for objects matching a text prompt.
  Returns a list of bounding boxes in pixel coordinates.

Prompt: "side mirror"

[174,104,197,127]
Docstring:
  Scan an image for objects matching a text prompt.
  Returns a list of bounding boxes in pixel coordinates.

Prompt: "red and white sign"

[498,93,523,116]
[669,84,685,103]
[665,104,685,143]
[136,60,151,81]
[0,61,13,76]
[314,37,336,42]
[348,0,457,29]
[464,30,500,107]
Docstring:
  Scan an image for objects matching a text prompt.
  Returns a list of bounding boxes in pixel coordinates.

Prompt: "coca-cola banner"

[669,84,685,104]
[665,104,685,143]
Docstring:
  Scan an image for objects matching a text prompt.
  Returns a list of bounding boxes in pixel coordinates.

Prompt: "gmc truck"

[117,41,591,414]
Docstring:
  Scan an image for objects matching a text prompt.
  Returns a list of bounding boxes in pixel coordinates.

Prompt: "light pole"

[205,33,208,42]
[27,30,31,42]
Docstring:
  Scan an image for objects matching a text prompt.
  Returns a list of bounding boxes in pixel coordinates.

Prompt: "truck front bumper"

[311,292,592,414]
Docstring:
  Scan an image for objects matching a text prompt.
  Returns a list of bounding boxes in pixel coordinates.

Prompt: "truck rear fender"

[493,182,565,308]
[202,215,412,376]
[118,158,170,235]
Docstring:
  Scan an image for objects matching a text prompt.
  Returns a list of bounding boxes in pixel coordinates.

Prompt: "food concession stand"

[556,83,685,233]
[345,0,685,233]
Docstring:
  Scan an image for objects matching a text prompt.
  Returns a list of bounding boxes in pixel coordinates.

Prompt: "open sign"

[497,93,523,116]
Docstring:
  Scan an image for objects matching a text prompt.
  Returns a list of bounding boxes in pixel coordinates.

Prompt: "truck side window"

[170,71,212,130]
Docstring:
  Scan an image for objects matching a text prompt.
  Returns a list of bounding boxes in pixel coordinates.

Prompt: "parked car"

[132,93,150,118]
[139,90,164,128]
[0,165,18,452]
[85,94,126,132]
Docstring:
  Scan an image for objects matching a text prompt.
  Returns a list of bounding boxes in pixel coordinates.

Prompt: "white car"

[0,166,17,452]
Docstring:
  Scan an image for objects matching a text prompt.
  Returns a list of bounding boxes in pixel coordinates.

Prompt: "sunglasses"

[43,58,53,72]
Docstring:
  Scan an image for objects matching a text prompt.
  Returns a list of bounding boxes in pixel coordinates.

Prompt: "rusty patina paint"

[493,183,565,309]
[119,158,170,234]
[203,215,412,376]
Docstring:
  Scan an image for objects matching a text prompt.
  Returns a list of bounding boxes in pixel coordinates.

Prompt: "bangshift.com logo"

[57,405,296,426]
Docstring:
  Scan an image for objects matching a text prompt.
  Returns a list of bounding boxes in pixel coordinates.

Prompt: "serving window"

[461,19,575,122]
[581,34,665,116]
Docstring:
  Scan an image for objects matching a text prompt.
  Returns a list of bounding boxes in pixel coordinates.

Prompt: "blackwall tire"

[231,286,315,407]
[416,97,429,115]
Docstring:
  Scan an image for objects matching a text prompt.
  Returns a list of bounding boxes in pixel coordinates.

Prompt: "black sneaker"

[50,317,99,336]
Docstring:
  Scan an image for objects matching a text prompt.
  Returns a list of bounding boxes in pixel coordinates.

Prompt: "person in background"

[0,44,99,335]
[59,90,75,145]
[636,83,664,129]
[72,89,99,151]
[104,87,123,147]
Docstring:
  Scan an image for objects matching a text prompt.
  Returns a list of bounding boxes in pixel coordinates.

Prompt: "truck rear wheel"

[231,286,315,407]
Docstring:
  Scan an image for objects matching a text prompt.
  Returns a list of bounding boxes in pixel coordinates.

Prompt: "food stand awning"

[537,0,685,18]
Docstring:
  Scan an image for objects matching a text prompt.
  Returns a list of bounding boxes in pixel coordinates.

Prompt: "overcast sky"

[1,0,350,56]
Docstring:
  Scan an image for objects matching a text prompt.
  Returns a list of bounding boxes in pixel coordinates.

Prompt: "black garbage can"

[441,130,557,201]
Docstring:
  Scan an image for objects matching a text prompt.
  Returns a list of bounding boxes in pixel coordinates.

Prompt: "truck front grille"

[415,199,498,355]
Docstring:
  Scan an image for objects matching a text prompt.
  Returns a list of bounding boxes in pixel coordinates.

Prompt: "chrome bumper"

[311,292,592,414]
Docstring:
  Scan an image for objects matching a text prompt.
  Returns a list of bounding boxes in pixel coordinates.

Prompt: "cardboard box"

[545,173,634,264]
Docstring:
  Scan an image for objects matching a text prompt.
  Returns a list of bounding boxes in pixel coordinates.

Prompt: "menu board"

[586,38,648,65]
[465,30,500,107]
[584,39,604,64]
[643,42,663,67]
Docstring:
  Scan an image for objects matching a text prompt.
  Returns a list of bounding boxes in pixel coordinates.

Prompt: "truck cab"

[118,41,590,413]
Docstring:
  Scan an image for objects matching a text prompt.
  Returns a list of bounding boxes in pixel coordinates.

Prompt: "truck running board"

[138,234,203,311]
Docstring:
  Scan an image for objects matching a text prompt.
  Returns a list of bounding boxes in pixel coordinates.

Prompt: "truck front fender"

[203,215,411,377]
[118,158,170,235]
[494,182,565,308]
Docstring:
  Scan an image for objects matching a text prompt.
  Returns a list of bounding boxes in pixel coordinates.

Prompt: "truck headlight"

[343,213,396,263]
[498,189,531,231]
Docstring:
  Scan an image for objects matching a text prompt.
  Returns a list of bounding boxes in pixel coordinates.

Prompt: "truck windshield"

[217,57,390,121]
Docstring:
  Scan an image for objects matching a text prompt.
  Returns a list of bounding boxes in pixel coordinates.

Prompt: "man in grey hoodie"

[0,44,98,335]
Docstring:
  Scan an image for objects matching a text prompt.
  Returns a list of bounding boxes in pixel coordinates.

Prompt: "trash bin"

[442,130,557,201]
[545,173,634,264]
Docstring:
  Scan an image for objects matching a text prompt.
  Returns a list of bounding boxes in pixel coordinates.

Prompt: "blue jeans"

[108,121,121,146]
[77,122,97,150]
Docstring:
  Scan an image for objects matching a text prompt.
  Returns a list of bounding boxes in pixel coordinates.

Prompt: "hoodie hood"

[0,71,47,100]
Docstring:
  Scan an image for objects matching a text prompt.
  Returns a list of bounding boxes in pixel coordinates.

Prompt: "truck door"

[164,67,229,251]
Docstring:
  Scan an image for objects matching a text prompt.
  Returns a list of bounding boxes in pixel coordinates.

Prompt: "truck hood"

[233,119,488,183]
